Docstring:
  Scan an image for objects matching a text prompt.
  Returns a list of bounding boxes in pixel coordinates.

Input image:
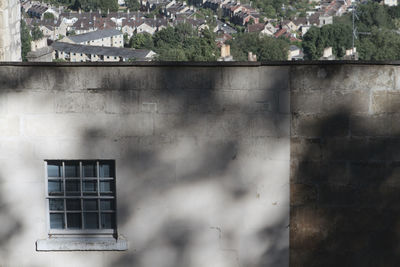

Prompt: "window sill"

[36,237,128,251]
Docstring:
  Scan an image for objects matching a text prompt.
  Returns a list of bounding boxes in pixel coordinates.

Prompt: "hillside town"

[21,0,400,61]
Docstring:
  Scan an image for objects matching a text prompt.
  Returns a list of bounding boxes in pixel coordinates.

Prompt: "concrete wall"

[0,0,21,61]
[290,64,400,266]
[0,64,290,267]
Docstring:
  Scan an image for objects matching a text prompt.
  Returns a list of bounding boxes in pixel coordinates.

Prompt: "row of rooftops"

[51,42,155,61]
[65,28,122,43]
[25,10,208,33]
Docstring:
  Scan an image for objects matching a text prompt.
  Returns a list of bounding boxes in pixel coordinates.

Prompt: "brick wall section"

[290,65,400,267]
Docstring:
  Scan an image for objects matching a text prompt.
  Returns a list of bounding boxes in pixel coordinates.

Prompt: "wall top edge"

[0,60,400,67]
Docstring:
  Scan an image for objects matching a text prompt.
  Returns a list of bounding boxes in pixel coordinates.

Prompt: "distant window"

[45,160,117,235]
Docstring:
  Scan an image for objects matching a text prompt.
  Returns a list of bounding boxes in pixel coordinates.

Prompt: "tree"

[258,36,288,60]
[43,12,55,20]
[99,0,118,12]
[123,33,129,47]
[125,0,140,11]
[20,20,32,61]
[150,24,218,61]
[302,24,352,60]
[31,25,44,41]
[227,32,289,61]
[129,33,154,49]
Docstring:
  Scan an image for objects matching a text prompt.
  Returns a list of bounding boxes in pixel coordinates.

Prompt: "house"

[26,18,67,41]
[122,19,137,37]
[27,4,49,19]
[287,45,304,60]
[134,18,168,35]
[215,33,232,46]
[274,28,287,38]
[174,17,208,31]
[281,20,299,32]
[246,22,276,36]
[60,28,124,48]
[213,20,237,35]
[384,0,398,6]
[141,0,169,11]
[319,14,333,26]
[52,42,156,61]
[203,0,230,11]
[246,23,265,33]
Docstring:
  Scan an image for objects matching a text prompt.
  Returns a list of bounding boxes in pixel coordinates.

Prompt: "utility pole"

[351,1,370,59]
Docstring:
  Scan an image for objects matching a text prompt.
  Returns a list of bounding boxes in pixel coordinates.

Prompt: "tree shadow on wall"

[79,65,290,267]
[290,107,400,267]
[0,175,23,265]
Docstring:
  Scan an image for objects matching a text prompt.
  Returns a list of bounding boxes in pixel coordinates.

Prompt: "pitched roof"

[274,28,287,38]
[68,28,122,43]
[52,42,154,60]
[28,4,49,15]
[247,23,265,33]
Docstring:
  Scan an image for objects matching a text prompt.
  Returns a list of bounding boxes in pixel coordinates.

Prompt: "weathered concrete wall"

[0,0,21,61]
[0,64,290,267]
[290,64,400,266]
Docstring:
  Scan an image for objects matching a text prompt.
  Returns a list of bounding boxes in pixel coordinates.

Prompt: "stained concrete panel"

[0,64,289,267]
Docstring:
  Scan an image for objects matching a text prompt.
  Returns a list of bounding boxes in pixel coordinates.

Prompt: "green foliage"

[253,0,289,18]
[356,2,394,31]
[43,12,55,20]
[156,48,187,61]
[129,32,154,49]
[31,25,44,41]
[71,0,118,12]
[129,23,218,61]
[20,20,32,61]
[357,28,400,60]
[302,24,352,60]
[123,33,129,47]
[41,0,74,7]
[227,32,289,61]
[125,0,140,11]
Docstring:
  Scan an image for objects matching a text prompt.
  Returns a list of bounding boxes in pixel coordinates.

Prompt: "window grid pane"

[47,160,116,231]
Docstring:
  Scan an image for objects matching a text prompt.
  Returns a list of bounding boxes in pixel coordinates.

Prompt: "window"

[46,160,116,235]
[37,160,127,251]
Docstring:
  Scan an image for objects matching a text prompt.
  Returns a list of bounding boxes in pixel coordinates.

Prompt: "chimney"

[78,8,81,14]
[107,9,110,15]
[248,51,256,61]
[127,9,130,14]
[221,44,230,58]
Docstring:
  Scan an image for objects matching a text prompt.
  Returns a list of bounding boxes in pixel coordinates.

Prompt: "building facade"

[0,63,290,267]
[0,0,21,61]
